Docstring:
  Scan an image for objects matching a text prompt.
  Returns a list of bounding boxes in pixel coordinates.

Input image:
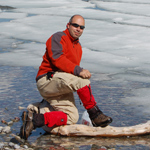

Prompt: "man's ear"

[66,22,70,28]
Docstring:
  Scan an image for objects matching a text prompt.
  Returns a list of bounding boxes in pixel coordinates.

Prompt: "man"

[20,14,112,140]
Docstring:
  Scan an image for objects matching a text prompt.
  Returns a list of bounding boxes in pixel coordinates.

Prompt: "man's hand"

[79,69,91,79]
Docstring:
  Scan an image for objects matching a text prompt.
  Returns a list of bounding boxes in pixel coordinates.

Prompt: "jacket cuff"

[74,66,83,76]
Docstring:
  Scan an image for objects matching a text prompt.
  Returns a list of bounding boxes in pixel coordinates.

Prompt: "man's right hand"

[79,69,91,79]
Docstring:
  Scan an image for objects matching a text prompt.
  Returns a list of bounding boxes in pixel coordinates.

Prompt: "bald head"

[69,15,85,23]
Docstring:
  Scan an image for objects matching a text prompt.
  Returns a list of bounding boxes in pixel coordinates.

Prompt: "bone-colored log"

[51,121,150,137]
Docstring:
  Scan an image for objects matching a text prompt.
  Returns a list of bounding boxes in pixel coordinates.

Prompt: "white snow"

[0,0,150,113]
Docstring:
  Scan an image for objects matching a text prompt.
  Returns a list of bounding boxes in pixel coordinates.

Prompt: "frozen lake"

[0,0,150,149]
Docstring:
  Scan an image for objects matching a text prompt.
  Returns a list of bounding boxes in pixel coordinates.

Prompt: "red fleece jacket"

[36,29,83,79]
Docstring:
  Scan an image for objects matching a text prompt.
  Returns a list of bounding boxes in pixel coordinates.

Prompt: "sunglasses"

[70,23,85,30]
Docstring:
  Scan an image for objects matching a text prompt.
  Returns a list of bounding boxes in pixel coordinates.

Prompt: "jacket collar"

[64,29,79,43]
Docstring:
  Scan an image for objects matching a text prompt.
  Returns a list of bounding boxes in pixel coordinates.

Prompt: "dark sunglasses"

[70,23,85,30]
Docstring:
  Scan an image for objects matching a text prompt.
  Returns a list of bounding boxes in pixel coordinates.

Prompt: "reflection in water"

[31,133,150,150]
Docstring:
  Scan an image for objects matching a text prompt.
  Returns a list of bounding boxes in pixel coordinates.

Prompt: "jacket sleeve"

[46,32,83,76]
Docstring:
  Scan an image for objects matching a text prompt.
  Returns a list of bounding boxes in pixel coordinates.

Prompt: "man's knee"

[67,110,79,125]
[77,78,90,89]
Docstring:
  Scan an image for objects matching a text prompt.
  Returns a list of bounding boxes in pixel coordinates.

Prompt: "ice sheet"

[121,88,150,115]
[0,0,150,113]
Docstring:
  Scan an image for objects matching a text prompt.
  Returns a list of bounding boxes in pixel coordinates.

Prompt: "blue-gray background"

[0,0,150,149]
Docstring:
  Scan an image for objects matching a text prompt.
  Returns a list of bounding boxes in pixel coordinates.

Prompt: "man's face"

[67,16,85,40]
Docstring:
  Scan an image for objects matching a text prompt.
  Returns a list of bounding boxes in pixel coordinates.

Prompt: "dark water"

[0,66,150,149]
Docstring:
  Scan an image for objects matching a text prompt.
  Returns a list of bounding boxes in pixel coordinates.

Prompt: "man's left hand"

[79,69,91,79]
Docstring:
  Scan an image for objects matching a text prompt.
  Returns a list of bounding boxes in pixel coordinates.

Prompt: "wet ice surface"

[0,66,150,150]
[1,0,150,149]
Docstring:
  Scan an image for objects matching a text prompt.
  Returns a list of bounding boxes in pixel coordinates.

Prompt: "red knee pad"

[44,111,67,127]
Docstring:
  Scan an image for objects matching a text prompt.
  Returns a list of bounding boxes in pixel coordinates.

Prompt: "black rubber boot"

[33,113,45,127]
[87,105,112,127]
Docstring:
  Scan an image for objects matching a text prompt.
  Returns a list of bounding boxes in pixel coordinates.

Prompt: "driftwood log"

[27,100,150,137]
[51,122,150,137]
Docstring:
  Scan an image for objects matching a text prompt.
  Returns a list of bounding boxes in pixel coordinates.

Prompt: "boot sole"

[98,118,113,127]
[20,111,28,140]
[92,118,113,127]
